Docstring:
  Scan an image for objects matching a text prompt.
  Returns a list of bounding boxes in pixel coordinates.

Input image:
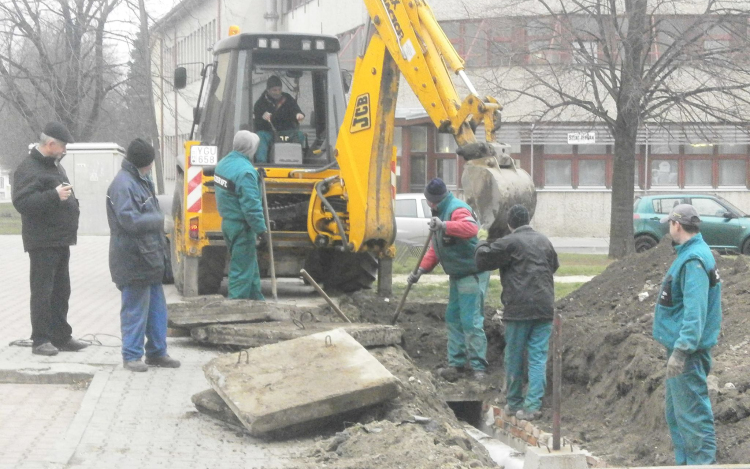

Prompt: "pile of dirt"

[554,237,750,465]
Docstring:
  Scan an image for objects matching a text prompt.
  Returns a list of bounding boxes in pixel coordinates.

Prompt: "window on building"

[652,198,683,214]
[577,144,607,155]
[395,199,418,218]
[692,198,729,217]
[394,127,402,155]
[684,144,713,155]
[544,144,573,154]
[410,155,426,191]
[436,133,457,153]
[0,177,4,188]
[719,160,747,186]
[651,143,679,154]
[437,158,458,186]
[544,159,572,186]
[685,160,712,186]
[411,127,428,152]
[651,159,678,186]
[718,144,746,154]
[578,159,606,186]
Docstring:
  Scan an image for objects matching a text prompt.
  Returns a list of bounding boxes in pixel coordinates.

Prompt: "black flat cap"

[44,122,75,144]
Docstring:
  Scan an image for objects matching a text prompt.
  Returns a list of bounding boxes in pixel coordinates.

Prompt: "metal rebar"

[299,269,351,323]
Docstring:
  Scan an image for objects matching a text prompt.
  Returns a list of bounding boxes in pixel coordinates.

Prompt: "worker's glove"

[666,349,688,379]
[407,268,426,285]
[428,217,444,232]
[256,231,269,250]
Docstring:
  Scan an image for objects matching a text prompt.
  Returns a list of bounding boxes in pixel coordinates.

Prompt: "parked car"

[394,193,433,245]
[633,194,750,254]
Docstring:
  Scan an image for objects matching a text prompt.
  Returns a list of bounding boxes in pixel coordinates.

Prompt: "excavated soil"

[331,238,750,466]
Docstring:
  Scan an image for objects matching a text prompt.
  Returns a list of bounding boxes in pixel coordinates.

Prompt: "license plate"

[190,146,218,166]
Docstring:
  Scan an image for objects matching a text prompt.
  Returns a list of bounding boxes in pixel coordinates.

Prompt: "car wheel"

[635,235,658,253]
[742,237,750,256]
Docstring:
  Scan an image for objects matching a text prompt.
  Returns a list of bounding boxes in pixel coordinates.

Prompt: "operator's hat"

[266,75,282,89]
[126,138,155,168]
[424,178,447,203]
[660,204,701,226]
[43,122,75,144]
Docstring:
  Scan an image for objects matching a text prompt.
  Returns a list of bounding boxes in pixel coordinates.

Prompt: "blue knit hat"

[508,204,530,229]
[424,178,448,203]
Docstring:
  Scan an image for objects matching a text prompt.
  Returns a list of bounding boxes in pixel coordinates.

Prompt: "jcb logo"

[350,93,371,133]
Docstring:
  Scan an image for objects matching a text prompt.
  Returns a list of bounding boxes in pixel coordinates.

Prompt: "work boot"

[56,338,89,352]
[124,360,148,372]
[145,355,181,368]
[32,342,59,356]
[472,370,487,381]
[516,409,542,421]
[438,366,465,382]
[503,404,521,417]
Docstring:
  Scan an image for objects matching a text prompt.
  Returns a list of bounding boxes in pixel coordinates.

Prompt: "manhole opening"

[446,400,483,428]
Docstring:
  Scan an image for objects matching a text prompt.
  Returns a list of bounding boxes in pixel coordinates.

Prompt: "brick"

[524,421,536,434]
[492,406,501,417]
[532,426,541,438]
[495,417,504,427]
[527,435,538,446]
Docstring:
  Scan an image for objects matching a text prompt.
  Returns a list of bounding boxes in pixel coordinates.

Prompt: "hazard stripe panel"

[187,166,203,213]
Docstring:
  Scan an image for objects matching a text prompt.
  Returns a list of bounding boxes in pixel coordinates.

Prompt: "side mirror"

[341,71,352,94]
[193,107,202,124]
[174,67,187,90]
[723,211,737,220]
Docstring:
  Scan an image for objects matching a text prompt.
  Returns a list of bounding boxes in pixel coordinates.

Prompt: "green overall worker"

[214,131,267,300]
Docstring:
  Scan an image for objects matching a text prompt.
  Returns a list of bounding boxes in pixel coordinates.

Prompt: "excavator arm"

[318,0,535,253]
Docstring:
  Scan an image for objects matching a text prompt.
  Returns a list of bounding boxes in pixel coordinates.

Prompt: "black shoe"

[32,342,59,356]
[56,338,89,352]
[145,355,181,368]
[123,360,148,372]
[438,366,466,382]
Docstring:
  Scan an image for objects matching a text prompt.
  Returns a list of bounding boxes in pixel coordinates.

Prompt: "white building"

[0,167,11,201]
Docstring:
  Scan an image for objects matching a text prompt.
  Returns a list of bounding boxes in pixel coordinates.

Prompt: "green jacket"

[653,233,722,353]
[214,150,266,233]
[433,193,481,278]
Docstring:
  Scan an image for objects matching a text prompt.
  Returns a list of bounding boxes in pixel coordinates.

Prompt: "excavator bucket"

[461,155,537,240]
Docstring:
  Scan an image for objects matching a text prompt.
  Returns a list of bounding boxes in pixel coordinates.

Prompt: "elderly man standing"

[653,204,721,465]
[107,139,180,372]
[12,122,89,356]
[214,131,267,300]
[474,204,558,421]
[407,178,490,381]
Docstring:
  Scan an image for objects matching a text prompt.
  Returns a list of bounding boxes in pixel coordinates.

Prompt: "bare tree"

[480,0,750,258]
[0,0,124,142]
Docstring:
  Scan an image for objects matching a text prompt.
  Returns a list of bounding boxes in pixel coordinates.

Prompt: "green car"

[633,194,750,254]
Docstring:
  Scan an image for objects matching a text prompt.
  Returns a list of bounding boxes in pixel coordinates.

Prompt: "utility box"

[59,143,125,235]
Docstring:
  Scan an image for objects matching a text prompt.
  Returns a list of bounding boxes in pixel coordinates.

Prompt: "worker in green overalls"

[214,131,267,299]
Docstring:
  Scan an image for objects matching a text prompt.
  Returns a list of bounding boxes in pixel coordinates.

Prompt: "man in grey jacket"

[474,204,558,421]
[106,139,180,372]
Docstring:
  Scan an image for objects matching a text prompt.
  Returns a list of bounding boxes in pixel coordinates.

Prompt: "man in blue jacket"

[107,139,180,372]
[214,131,267,300]
[653,204,722,465]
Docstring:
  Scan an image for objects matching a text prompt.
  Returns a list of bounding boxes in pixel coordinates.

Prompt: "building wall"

[0,169,11,201]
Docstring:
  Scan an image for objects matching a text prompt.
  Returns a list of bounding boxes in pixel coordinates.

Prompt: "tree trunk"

[608,114,638,259]
[138,0,165,194]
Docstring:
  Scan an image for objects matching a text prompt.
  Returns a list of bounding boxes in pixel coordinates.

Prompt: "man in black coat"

[106,139,180,372]
[12,122,89,356]
[474,204,559,421]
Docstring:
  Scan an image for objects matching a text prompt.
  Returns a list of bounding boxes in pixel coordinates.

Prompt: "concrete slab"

[523,445,588,469]
[0,362,98,385]
[191,322,403,348]
[168,297,322,329]
[203,328,400,436]
[191,389,243,427]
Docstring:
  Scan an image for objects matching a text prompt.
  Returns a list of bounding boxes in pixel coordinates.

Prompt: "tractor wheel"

[325,251,379,293]
[197,246,226,295]
[171,180,185,293]
[635,235,658,253]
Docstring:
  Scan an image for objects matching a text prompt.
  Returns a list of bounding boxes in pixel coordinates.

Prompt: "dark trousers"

[29,247,73,346]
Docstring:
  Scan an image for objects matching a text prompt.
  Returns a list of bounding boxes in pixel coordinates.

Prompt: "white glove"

[666,349,687,379]
[428,217,444,232]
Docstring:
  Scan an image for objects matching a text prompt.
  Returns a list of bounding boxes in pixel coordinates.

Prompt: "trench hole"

[446,400,483,428]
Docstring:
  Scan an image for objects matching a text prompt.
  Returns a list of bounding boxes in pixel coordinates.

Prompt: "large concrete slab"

[168,296,321,328]
[0,362,97,385]
[203,328,400,436]
[191,322,403,348]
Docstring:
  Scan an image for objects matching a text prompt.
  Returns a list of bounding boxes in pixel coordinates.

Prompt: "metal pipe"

[552,312,562,450]
[300,269,351,323]
[391,232,433,325]
[644,124,650,193]
[457,70,479,97]
[264,0,278,32]
[259,172,277,301]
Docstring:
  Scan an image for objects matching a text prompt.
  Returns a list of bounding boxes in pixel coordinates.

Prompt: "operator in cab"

[253,75,305,163]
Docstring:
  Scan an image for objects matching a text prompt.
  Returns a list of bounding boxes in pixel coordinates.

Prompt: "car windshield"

[717,196,747,217]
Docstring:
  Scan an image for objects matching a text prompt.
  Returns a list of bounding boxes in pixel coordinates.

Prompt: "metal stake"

[300,269,351,323]
[552,312,562,451]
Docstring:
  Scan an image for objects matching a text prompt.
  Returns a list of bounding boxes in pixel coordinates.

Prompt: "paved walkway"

[0,236,308,469]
